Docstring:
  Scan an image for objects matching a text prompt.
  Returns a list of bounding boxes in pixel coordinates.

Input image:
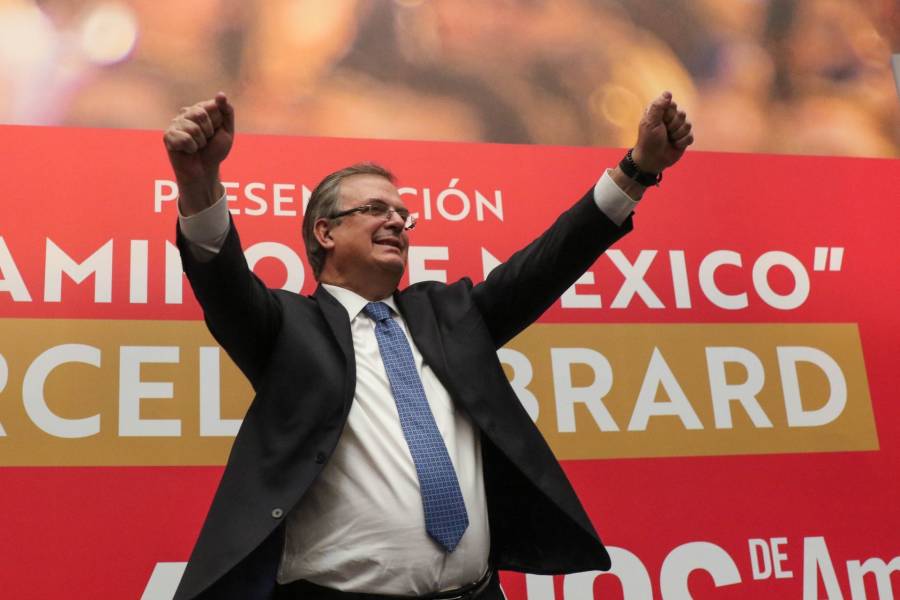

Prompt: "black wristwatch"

[619,148,662,186]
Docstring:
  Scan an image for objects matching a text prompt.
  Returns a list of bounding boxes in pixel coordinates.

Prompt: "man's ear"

[314,218,336,250]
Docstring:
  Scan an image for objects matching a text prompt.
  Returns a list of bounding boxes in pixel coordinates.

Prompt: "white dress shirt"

[276,286,490,593]
[177,170,637,593]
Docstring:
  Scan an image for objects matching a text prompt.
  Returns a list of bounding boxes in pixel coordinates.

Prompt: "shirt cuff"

[178,190,230,256]
[593,169,638,226]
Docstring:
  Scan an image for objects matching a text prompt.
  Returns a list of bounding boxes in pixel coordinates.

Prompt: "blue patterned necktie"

[363,301,469,552]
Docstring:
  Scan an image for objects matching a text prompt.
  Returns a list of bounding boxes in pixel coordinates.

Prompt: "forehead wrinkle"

[340,176,406,211]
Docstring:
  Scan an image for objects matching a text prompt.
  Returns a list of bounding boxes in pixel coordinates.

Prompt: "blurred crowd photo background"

[1,0,898,158]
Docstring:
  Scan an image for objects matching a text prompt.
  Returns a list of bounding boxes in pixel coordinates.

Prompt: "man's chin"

[375,256,407,277]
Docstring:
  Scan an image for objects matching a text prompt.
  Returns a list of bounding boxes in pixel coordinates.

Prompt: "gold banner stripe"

[0,319,251,466]
[0,320,876,465]
[505,323,876,459]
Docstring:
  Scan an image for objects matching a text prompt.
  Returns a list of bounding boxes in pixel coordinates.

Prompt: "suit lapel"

[396,291,496,439]
[394,291,454,393]
[313,285,354,366]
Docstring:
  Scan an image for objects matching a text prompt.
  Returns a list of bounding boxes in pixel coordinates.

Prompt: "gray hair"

[302,162,396,279]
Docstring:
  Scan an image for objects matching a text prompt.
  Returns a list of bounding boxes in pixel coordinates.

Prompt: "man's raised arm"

[163,94,281,384]
[471,91,694,347]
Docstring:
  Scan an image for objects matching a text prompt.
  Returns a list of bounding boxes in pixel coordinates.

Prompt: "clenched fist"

[632,91,694,175]
[163,92,235,215]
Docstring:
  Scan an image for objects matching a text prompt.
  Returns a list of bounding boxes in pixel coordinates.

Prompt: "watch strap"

[619,148,662,186]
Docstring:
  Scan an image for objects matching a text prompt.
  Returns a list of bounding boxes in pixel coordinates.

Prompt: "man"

[164,91,692,600]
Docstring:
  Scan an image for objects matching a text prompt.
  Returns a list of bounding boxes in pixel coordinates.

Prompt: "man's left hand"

[632,91,694,174]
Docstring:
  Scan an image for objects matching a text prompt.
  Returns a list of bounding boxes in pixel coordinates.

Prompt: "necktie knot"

[364,301,392,323]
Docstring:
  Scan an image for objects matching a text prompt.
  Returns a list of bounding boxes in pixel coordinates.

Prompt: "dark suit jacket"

[173,188,632,600]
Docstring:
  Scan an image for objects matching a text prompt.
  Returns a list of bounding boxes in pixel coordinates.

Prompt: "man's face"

[327,174,410,280]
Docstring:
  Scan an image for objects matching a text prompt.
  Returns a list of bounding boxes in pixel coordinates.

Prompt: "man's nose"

[384,209,405,230]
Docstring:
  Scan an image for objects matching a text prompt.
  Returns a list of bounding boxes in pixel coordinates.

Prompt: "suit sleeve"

[176,218,282,387]
[471,187,632,348]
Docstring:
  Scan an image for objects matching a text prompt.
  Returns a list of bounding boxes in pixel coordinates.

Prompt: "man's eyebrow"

[364,197,408,213]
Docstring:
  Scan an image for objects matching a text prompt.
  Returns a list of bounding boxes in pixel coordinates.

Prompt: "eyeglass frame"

[329,200,417,231]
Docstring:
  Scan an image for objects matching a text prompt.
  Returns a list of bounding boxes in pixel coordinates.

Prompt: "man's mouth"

[374,237,403,250]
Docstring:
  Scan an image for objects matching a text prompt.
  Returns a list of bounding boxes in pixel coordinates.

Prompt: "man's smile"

[373,236,404,250]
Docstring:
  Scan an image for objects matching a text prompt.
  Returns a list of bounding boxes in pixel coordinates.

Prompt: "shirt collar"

[320,283,399,321]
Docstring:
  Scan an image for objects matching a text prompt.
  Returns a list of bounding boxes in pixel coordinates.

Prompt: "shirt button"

[271,508,283,519]
[315,452,327,464]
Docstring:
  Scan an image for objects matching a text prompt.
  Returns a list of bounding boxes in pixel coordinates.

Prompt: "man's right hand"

[163,92,235,215]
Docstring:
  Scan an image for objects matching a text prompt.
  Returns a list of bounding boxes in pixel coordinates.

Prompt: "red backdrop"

[0,125,897,598]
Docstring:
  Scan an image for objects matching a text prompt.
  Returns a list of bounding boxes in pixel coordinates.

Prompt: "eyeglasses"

[330,201,417,231]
